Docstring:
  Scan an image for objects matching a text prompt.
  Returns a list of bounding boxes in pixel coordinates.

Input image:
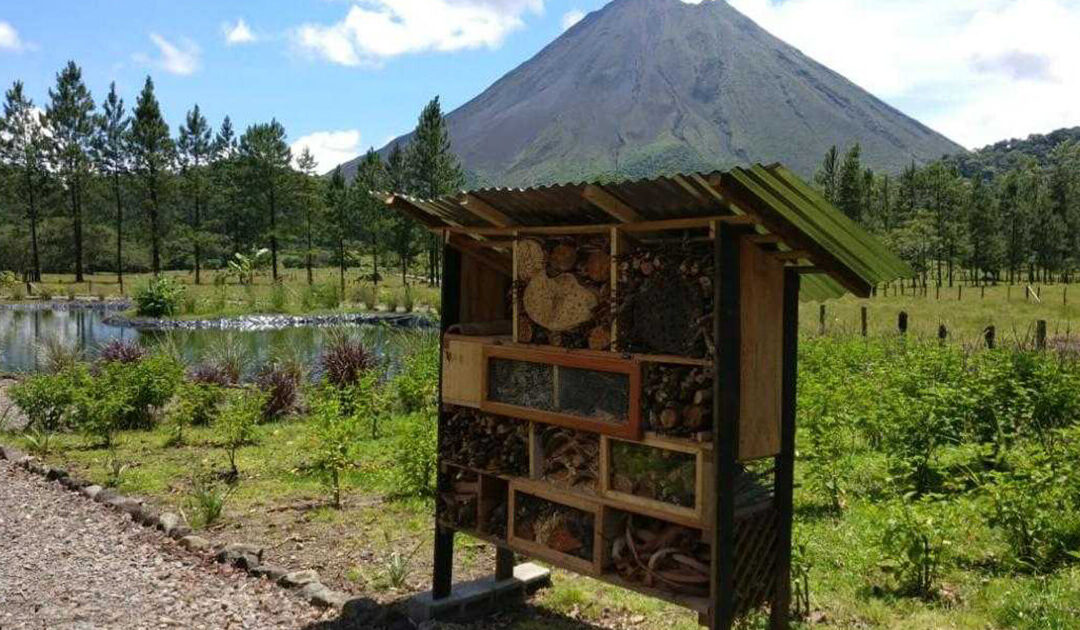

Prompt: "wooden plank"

[738,240,784,461]
[769,268,800,630]
[585,185,643,223]
[442,338,486,408]
[772,250,810,261]
[441,215,756,238]
[748,234,781,245]
[512,240,520,343]
[458,193,515,227]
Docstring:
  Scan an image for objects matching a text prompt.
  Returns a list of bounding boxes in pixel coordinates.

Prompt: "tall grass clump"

[320,330,377,388]
[134,276,186,317]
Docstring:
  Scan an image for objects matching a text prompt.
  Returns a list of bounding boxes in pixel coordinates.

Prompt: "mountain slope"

[343,0,965,186]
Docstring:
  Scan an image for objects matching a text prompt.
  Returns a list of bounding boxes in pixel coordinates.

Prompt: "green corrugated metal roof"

[381,163,912,301]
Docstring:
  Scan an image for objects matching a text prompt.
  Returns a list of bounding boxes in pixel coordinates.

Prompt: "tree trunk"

[72,178,84,283]
[194,193,202,285]
[306,211,313,285]
[113,173,123,293]
[269,184,279,282]
[26,170,41,283]
[150,174,161,277]
[338,237,346,297]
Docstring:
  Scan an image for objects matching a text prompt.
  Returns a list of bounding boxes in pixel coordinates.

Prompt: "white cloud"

[0,21,23,51]
[294,0,545,66]
[223,19,257,45]
[723,0,1080,148]
[135,33,200,76]
[561,9,585,31]
[291,129,363,171]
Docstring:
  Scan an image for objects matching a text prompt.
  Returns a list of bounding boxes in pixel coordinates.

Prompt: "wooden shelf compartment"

[508,479,604,577]
[437,464,481,532]
[529,421,601,495]
[600,434,712,528]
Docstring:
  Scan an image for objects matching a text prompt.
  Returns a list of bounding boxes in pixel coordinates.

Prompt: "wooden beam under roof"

[457,193,515,227]
[446,233,512,276]
[583,185,642,223]
[773,250,811,261]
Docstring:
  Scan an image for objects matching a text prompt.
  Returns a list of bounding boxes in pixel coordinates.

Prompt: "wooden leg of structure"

[710,226,741,630]
[433,245,462,601]
[769,269,800,629]
[495,547,516,581]
[433,525,456,599]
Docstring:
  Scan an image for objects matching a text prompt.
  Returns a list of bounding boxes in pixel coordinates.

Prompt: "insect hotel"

[382,164,908,629]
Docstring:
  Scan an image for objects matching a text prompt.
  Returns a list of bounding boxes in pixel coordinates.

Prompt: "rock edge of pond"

[103,311,437,332]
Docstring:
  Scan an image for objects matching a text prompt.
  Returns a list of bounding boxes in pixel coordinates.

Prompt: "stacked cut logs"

[616,242,714,357]
[642,363,713,438]
[540,425,600,493]
[610,513,710,596]
[438,467,478,530]
[516,236,612,350]
[514,493,595,561]
[440,406,529,476]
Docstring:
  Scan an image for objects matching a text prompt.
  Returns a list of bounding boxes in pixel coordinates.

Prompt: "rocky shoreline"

[103,311,437,331]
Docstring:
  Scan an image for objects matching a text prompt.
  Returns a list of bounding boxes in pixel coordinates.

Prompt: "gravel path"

[0,460,335,630]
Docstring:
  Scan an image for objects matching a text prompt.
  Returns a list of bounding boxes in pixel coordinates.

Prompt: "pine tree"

[814,145,839,203]
[212,116,243,256]
[998,169,1028,284]
[407,97,463,286]
[0,81,47,282]
[326,166,349,295]
[966,176,1003,284]
[129,76,174,276]
[836,144,864,220]
[295,147,321,285]
[91,82,130,291]
[177,104,213,284]
[353,149,390,288]
[386,142,421,286]
[239,120,291,281]
[45,61,96,282]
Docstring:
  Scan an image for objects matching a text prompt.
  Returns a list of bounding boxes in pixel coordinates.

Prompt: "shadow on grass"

[303,596,610,630]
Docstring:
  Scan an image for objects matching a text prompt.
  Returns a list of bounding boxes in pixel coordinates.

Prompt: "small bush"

[165,382,226,446]
[9,369,81,452]
[391,330,439,414]
[134,276,186,317]
[187,473,233,528]
[383,289,399,312]
[321,333,377,388]
[218,389,264,478]
[254,363,301,422]
[389,413,437,498]
[181,292,199,315]
[878,499,952,599]
[189,363,232,387]
[98,339,147,364]
[107,353,184,430]
[313,282,341,310]
[269,282,289,313]
[352,284,376,309]
[307,385,364,508]
[402,287,415,313]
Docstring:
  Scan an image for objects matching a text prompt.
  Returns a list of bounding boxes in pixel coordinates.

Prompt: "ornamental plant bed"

[515,236,613,350]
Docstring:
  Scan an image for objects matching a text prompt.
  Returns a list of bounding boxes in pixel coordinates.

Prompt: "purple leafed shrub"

[321,337,377,388]
[189,363,234,387]
[255,364,301,422]
[98,339,148,364]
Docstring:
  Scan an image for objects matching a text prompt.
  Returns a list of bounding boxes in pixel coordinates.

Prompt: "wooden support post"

[935,284,939,300]
[981,285,985,299]
[710,225,740,630]
[433,245,463,600]
[818,304,826,335]
[985,326,996,350]
[898,311,908,335]
[860,306,868,337]
[1037,320,1047,350]
[958,285,963,301]
[769,268,800,630]
[495,548,516,581]
[938,324,947,345]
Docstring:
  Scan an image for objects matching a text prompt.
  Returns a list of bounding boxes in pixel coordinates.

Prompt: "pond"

[0,305,435,376]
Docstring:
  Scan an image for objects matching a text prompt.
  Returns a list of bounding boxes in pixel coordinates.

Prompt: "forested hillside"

[945,127,1080,179]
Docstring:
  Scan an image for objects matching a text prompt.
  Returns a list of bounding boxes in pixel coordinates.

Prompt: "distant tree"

[177,104,213,284]
[129,76,174,276]
[814,145,839,204]
[997,169,1029,284]
[212,116,243,256]
[238,120,291,282]
[836,144,864,220]
[326,166,349,295]
[386,142,421,286]
[294,147,321,285]
[45,61,96,282]
[353,149,390,288]
[407,97,463,285]
[91,82,130,291]
[0,81,47,281]
[966,176,1003,284]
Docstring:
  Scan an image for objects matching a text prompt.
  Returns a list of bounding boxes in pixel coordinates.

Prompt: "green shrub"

[391,330,439,414]
[165,383,226,446]
[312,282,341,309]
[383,289,399,312]
[71,366,128,448]
[269,282,289,313]
[109,352,184,430]
[352,283,376,309]
[8,368,82,453]
[307,385,364,508]
[878,499,953,598]
[134,276,186,317]
[218,389,264,478]
[402,287,415,313]
[388,413,437,498]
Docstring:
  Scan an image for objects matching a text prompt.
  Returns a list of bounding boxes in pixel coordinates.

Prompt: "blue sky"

[3,0,1079,170]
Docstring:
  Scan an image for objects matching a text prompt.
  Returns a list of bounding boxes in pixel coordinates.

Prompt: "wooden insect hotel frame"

[381,164,909,629]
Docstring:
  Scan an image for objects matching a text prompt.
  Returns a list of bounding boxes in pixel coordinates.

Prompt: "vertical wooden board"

[442,339,485,407]
[460,253,510,324]
[738,241,784,461]
[610,228,625,351]
[513,240,520,343]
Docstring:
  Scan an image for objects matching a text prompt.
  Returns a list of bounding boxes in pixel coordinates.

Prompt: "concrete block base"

[407,563,551,623]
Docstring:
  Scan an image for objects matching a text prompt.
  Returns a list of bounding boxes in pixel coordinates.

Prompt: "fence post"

[985,325,996,349]
[1065,286,1068,306]
[981,285,985,299]
[1007,285,1011,301]
[819,304,826,335]
[1037,320,1047,350]
[958,285,962,301]
[1037,286,1042,300]
[938,324,948,345]
[935,284,940,300]
[898,311,908,335]
[861,306,868,337]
